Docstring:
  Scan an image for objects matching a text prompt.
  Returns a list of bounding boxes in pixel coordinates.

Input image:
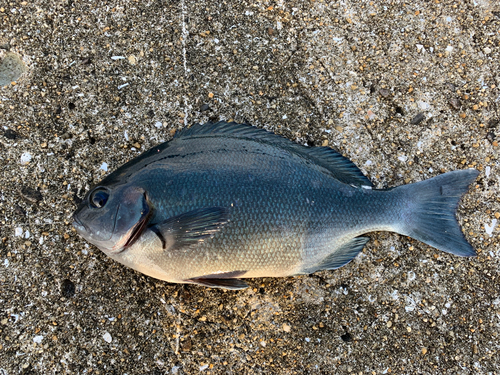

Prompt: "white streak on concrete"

[180,0,189,127]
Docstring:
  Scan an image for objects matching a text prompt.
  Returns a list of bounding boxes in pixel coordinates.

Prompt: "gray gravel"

[1,1,499,374]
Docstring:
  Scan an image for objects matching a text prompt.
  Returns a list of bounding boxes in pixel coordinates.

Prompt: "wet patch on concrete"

[0,52,26,86]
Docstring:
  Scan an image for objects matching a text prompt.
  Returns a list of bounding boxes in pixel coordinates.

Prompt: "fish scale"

[73,121,479,290]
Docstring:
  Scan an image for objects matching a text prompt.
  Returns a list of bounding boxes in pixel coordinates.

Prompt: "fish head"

[72,184,152,254]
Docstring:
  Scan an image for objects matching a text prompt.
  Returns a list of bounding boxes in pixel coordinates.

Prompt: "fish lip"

[72,215,87,233]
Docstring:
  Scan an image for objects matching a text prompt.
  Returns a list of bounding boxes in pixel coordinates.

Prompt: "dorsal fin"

[96,141,171,187]
[293,146,372,187]
[176,121,372,187]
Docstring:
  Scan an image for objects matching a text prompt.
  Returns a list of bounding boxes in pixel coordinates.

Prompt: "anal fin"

[303,237,369,274]
[187,277,249,290]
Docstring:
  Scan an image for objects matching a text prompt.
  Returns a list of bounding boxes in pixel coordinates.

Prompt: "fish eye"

[89,188,109,209]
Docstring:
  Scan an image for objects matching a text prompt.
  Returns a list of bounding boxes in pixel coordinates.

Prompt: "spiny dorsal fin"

[176,121,372,187]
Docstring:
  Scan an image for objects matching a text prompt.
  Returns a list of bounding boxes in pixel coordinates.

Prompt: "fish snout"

[72,215,87,234]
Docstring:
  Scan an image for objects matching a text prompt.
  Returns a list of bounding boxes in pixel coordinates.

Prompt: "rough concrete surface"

[1,0,499,374]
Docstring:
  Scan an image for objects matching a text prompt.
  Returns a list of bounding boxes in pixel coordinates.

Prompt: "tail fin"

[398,169,479,257]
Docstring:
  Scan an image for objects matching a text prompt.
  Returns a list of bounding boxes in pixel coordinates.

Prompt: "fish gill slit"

[150,226,167,249]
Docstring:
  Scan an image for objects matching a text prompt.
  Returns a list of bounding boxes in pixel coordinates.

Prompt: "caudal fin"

[398,169,479,257]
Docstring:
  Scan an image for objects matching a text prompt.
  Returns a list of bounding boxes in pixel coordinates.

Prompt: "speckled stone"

[0,0,498,374]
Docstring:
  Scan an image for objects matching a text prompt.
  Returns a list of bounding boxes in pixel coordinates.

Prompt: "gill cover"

[72,185,151,253]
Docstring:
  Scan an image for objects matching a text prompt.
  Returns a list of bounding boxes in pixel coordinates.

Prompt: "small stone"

[321,139,328,146]
[267,27,274,36]
[445,82,456,91]
[181,337,192,352]
[340,332,352,342]
[20,152,32,165]
[200,103,210,112]
[3,128,18,139]
[410,113,425,125]
[378,88,390,98]
[102,332,112,343]
[33,335,43,344]
[128,55,137,65]
[208,92,214,98]
[387,321,393,328]
[422,347,427,355]
[14,204,25,216]
[61,279,75,298]
[484,47,491,55]
[20,186,43,204]
[282,323,291,332]
[448,98,461,110]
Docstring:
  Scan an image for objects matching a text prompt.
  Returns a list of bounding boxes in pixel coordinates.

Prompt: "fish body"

[73,122,478,289]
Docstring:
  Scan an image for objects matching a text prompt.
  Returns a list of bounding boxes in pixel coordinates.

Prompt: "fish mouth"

[72,215,87,234]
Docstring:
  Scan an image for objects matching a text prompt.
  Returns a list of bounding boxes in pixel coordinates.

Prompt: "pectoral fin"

[149,207,228,250]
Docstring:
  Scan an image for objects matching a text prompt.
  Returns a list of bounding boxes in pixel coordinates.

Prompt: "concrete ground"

[1,0,499,374]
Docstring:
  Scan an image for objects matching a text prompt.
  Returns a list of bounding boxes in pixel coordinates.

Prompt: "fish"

[72,121,479,290]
